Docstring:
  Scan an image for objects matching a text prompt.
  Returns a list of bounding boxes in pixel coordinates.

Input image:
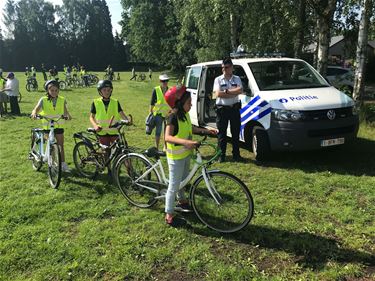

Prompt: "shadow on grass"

[185,214,375,271]
[253,137,375,177]
[63,171,119,195]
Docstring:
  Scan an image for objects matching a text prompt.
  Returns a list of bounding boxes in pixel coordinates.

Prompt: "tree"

[307,0,338,75]
[353,0,373,102]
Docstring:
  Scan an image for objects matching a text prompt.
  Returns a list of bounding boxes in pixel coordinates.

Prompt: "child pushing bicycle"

[164,85,217,227]
[31,80,72,172]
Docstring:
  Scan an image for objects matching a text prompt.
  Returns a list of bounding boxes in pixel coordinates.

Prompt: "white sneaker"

[61,162,71,172]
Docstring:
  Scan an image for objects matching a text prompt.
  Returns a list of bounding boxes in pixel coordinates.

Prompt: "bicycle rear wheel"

[115,153,161,208]
[73,141,99,179]
[190,171,254,233]
[48,143,61,189]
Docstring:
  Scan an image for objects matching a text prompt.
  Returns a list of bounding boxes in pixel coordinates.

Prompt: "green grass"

[0,72,374,280]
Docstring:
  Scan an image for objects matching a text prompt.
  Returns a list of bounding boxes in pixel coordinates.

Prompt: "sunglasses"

[222,65,232,69]
[161,80,169,83]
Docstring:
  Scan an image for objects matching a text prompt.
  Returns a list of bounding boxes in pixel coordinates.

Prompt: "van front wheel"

[252,127,270,161]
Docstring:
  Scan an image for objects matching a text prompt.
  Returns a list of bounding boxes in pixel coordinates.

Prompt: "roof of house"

[368,40,375,49]
[304,35,344,53]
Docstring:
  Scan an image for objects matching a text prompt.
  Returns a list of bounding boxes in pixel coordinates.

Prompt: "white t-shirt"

[213,74,242,106]
[5,78,20,97]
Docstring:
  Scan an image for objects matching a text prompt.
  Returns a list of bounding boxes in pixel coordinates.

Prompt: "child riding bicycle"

[31,80,72,172]
[164,85,216,227]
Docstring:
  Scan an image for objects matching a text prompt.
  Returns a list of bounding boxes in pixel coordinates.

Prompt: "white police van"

[184,57,359,160]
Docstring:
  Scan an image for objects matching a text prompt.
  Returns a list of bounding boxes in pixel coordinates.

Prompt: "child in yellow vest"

[164,85,216,227]
[89,80,131,147]
[31,80,72,172]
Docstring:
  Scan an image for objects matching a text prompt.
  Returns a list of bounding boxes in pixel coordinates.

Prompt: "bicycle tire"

[26,83,31,92]
[17,92,22,103]
[190,171,254,233]
[30,132,42,171]
[115,153,161,208]
[73,141,99,179]
[48,143,62,189]
[59,81,67,90]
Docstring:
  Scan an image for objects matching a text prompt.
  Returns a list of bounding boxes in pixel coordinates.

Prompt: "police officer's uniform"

[213,74,243,161]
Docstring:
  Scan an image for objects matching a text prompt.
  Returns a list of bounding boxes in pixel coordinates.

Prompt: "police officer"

[149,74,170,150]
[213,57,244,162]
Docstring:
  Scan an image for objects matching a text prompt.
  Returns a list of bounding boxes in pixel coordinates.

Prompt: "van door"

[199,65,222,127]
[185,65,203,126]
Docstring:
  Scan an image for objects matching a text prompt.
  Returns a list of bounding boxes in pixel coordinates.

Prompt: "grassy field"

[0,72,374,280]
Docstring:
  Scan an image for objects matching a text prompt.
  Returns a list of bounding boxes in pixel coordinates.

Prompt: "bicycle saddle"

[145,147,166,158]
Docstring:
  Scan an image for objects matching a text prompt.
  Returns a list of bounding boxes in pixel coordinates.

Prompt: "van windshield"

[248,61,330,91]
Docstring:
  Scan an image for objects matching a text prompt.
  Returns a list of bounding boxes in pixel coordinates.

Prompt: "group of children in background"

[30,74,215,227]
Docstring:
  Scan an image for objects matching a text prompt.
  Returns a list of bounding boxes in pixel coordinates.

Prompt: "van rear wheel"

[252,127,270,161]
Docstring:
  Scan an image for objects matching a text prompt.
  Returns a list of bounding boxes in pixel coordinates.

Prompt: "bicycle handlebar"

[194,135,222,164]
[32,114,67,121]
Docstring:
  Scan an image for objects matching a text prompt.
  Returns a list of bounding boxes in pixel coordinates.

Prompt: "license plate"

[321,138,345,147]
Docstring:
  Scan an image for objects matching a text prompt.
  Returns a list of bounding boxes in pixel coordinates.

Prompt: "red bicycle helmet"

[164,85,187,108]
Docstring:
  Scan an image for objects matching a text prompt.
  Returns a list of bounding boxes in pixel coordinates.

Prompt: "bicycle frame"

[73,119,132,170]
[30,119,58,164]
[127,140,222,203]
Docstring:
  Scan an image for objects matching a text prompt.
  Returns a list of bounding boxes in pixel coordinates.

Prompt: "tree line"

[1,0,374,78]
[0,0,128,71]
[120,0,374,75]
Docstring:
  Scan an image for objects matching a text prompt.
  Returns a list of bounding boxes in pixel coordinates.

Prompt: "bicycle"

[28,115,66,189]
[114,136,254,233]
[137,73,146,82]
[72,117,133,179]
[26,77,38,92]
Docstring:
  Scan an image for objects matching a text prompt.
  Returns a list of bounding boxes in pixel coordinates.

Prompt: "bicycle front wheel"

[115,153,161,208]
[30,132,42,171]
[59,81,67,90]
[73,141,99,179]
[190,171,254,233]
[48,143,61,189]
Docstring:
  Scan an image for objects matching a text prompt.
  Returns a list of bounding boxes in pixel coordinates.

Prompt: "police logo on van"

[279,95,318,103]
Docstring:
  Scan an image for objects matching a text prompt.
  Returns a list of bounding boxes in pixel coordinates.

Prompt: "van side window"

[187,66,202,90]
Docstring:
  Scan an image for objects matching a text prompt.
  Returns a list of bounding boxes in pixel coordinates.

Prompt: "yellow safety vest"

[94,98,120,136]
[153,86,169,117]
[40,96,65,129]
[166,113,193,160]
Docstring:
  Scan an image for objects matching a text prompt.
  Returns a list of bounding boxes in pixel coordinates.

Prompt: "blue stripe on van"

[240,96,271,140]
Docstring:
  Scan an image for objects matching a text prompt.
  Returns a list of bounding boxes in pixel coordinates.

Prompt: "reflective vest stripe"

[165,147,190,155]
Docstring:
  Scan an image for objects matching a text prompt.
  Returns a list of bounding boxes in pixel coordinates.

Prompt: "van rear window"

[187,66,202,90]
[248,61,329,91]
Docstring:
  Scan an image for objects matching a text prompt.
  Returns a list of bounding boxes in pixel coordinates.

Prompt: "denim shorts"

[154,114,164,137]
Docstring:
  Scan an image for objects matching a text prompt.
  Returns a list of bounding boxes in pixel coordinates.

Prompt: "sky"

[0,0,123,36]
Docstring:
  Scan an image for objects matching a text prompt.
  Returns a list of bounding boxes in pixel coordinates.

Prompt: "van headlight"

[272,109,304,121]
